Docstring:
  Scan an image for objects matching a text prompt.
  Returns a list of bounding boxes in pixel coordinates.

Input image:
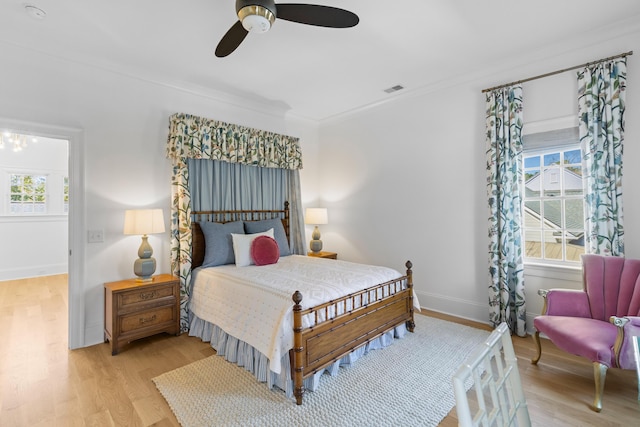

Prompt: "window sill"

[524,261,582,281]
[0,215,68,223]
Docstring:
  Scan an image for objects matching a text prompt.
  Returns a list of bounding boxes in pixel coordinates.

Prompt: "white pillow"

[231,228,274,267]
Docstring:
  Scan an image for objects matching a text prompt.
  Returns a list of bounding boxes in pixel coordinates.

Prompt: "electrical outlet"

[88,229,104,243]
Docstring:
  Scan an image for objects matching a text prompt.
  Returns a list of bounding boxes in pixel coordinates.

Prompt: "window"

[523,140,585,264]
[10,174,47,214]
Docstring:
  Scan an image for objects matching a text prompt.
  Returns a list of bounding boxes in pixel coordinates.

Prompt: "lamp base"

[309,239,323,253]
[134,257,156,282]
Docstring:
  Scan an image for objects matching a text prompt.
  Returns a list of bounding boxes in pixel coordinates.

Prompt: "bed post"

[292,290,304,405]
[406,260,415,332]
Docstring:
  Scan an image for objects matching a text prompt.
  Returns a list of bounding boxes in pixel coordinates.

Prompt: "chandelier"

[0,132,35,152]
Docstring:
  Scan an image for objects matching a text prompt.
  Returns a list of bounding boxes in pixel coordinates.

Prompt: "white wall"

[0,137,69,279]
[1,24,638,347]
[317,30,640,330]
[0,42,319,347]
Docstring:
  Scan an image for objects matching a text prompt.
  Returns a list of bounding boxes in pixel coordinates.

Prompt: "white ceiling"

[3,0,640,122]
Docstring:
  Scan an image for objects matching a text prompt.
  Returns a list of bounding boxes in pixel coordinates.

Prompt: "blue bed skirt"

[188,312,409,399]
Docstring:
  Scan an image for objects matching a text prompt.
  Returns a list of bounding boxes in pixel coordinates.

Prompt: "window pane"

[524,169,541,196]
[544,241,562,260]
[565,167,583,196]
[543,200,562,229]
[543,152,560,166]
[543,167,561,196]
[524,201,541,228]
[564,149,581,165]
[565,199,584,230]
[566,231,585,262]
[524,156,540,168]
[524,230,542,259]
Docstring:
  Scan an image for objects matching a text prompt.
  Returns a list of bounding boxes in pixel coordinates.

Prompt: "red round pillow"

[250,235,280,266]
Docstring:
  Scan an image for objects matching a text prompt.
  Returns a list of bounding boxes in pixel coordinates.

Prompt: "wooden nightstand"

[104,274,180,355]
[308,251,337,260]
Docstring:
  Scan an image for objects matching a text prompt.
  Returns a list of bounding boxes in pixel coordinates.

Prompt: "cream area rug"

[153,315,490,427]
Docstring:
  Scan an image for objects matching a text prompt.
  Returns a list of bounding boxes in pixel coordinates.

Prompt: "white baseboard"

[416,289,540,335]
[84,321,105,348]
[0,264,68,281]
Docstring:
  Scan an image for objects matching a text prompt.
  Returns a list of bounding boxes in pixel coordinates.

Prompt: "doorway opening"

[0,119,84,349]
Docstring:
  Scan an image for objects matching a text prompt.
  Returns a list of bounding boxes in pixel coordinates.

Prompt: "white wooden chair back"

[452,323,531,427]
[634,336,640,401]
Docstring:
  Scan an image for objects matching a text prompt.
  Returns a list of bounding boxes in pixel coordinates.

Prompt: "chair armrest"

[539,288,591,317]
[609,316,640,369]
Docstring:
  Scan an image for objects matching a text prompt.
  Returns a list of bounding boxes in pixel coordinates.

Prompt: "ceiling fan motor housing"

[236,0,276,33]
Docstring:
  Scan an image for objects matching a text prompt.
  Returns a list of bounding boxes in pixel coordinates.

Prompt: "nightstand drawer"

[104,274,180,355]
[119,285,176,308]
[120,306,176,333]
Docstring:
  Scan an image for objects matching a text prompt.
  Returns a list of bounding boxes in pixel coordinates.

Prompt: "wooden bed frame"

[191,202,415,405]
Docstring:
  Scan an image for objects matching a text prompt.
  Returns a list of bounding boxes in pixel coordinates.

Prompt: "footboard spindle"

[292,290,305,405]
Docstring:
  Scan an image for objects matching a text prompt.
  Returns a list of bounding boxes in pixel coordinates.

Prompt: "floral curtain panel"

[486,85,527,337]
[166,113,303,330]
[577,58,627,256]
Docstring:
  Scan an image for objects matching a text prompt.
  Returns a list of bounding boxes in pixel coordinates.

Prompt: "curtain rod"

[481,50,633,93]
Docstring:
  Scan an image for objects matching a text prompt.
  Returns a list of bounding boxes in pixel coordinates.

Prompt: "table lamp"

[305,208,328,253]
[123,209,165,282]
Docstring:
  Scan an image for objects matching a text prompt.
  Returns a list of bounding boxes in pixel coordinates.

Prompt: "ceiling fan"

[215,0,359,57]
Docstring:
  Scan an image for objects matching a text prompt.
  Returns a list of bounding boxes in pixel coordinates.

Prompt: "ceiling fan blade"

[215,20,249,57]
[276,4,359,28]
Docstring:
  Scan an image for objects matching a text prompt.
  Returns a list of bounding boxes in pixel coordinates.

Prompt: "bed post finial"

[405,260,415,332]
[292,290,305,405]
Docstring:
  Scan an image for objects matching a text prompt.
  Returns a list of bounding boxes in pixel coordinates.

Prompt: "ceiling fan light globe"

[238,5,275,34]
[242,14,270,33]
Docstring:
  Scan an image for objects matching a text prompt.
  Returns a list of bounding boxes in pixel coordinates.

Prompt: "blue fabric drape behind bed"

[188,158,305,254]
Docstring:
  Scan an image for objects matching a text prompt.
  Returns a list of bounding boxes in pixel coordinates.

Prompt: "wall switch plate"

[88,229,104,243]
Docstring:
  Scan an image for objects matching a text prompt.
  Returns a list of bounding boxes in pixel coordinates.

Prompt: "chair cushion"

[534,316,618,367]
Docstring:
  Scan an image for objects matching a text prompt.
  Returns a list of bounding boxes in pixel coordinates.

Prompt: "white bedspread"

[189,255,420,374]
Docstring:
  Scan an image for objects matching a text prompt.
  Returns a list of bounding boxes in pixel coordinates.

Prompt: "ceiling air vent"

[384,85,404,94]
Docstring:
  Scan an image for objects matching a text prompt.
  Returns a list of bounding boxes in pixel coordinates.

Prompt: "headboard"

[190,201,290,269]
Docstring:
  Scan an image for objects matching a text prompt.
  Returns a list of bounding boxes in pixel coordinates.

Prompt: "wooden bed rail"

[292,260,414,405]
[192,201,290,223]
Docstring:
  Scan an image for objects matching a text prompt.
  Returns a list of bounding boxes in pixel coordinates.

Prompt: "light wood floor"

[0,275,638,426]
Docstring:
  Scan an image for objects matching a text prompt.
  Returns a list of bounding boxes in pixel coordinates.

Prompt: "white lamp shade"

[123,209,165,235]
[305,208,328,225]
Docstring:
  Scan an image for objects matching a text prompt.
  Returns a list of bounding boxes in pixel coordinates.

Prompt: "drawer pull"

[140,291,158,300]
[139,314,157,325]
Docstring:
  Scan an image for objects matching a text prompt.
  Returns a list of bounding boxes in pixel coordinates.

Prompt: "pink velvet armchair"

[531,254,640,412]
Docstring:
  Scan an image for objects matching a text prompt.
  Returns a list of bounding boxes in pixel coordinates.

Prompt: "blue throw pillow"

[200,220,245,267]
[244,219,291,256]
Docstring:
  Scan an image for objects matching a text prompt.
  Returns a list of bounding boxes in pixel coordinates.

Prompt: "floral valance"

[166,113,302,170]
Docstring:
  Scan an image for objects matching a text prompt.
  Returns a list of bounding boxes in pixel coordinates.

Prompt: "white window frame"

[522,131,584,267]
[9,172,48,215]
